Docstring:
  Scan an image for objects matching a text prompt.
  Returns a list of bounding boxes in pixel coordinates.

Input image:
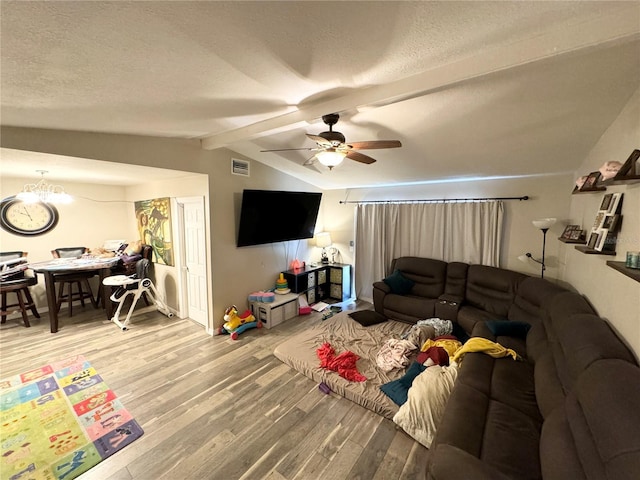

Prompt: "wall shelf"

[558,237,586,245]
[604,175,640,185]
[575,245,616,256]
[606,261,640,283]
[572,186,607,194]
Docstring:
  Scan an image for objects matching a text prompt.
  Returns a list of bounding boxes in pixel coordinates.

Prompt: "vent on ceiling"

[231,158,250,177]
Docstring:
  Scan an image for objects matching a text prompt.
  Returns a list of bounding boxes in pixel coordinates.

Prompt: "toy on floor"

[102,259,172,330]
[218,305,261,340]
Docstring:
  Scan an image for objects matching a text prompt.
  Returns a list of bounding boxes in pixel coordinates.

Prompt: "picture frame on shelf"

[580,171,601,190]
[599,193,613,211]
[587,231,600,250]
[569,228,584,241]
[602,214,620,231]
[607,192,623,214]
[615,149,640,177]
[561,224,580,239]
[594,228,609,252]
[592,211,606,230]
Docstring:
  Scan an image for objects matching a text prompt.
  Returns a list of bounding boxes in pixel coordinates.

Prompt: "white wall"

[319,173,573,280]
[560,85,640,358]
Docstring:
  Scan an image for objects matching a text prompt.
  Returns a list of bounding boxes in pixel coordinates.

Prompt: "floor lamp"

[519,218,556,278]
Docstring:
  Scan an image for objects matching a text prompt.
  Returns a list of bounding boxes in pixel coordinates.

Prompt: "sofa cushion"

[457,305,499,334]
[383,269,415,294]
[444,262,469,298]
[430,382,542,480]
[486,320,531,338]
[382,294,437,323]
[391,257,447,298]
[540,360,640,480]
[455,352,541,421]
[464,265,526,317]
[508,277,567,329]
[556,313,637,379]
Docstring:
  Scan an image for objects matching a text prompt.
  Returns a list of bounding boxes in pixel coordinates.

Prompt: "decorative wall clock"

[0,196,59,236]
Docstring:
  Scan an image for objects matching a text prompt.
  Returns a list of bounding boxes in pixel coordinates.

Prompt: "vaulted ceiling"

[1,1,639,189]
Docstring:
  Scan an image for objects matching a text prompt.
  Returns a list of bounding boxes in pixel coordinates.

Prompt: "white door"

[182,198,208,326]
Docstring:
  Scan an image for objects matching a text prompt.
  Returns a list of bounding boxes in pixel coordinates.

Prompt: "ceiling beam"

[201,6,640,150]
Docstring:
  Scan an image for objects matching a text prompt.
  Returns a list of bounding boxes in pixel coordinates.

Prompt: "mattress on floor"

[273,311,411,419]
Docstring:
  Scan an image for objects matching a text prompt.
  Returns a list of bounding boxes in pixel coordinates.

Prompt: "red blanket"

[317,342,367,382]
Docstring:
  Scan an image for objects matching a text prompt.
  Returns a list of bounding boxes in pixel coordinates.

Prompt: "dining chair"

[0,251,40,327]
[51,247,98,317]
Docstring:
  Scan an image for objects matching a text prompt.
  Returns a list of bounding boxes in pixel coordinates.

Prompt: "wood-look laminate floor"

[0,301,429,480]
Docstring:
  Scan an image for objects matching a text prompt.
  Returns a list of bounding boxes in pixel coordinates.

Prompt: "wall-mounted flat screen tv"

[237,190,322,247]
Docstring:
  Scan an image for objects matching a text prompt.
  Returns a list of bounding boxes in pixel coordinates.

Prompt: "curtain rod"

[339,195,529,204]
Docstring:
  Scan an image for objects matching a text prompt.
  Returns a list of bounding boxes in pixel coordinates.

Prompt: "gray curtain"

[354,201,504,302]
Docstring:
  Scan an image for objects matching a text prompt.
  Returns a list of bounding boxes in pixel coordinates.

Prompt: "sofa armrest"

[435,294,462,320]
[372,281,391,315]
[373,281,390,294]
[428,445,514,480]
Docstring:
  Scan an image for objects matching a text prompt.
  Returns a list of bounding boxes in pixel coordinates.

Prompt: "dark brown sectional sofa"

[373,257,640,480]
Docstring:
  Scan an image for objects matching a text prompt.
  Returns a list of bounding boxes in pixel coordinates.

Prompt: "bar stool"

[1,276,40,327]
[0,252,40,327]
[52,247,98,317]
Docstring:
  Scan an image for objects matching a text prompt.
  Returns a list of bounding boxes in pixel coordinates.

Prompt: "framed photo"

[616,149,640,177]
[607,192,623,214]
[592,211,606,230]
[587,231,600,249]
[569,228,583,241]
[602,214,620,231]
[580,171,601,190]
[599,193,613,211]
[560,224,579,239]
[595,228,610,252]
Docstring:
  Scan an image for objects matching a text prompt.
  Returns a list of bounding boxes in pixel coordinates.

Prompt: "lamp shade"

[316,149,347,167]
[532,218,557,230]
[315,232,332,248]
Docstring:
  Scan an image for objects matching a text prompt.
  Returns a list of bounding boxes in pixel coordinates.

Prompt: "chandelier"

[16,170,72,204]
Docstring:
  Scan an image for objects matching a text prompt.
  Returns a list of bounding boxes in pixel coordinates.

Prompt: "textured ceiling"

[1,1,639,189]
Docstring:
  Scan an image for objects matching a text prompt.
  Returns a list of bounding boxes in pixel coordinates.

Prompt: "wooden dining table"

[29,257,121,333]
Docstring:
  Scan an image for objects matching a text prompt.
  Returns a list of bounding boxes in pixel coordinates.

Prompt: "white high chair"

[102,259,172,330]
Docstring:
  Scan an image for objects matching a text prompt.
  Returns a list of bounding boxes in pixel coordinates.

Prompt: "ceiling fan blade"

[347,140,402,150]
[346,151,377,164]
[260,147,317,152]
[306,134,333,147]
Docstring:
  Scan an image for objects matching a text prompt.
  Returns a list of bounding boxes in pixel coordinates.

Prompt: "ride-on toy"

[218,305,261,340]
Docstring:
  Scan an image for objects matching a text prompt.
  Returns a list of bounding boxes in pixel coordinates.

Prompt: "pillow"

[124,240,143,256]
[486,320,531,338]
[348,310,387,327]
[380,362,426,406]
[392,364,459,448]
[383,270,415,295]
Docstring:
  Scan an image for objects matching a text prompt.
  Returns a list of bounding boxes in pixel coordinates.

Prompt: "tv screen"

[237,190,322,247]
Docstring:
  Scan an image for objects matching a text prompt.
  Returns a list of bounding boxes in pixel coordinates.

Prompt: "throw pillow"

[486,320,531,338]
[125,240,143,256]
[383,270,415,295]
[380,361,426,406]
[392,364,459,448]
[348,310,387,327]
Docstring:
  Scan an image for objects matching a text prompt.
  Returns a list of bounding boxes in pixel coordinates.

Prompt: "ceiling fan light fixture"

[316,149,347,168]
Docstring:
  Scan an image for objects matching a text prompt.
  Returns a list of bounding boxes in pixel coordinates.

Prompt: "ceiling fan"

[260,113,401,169]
